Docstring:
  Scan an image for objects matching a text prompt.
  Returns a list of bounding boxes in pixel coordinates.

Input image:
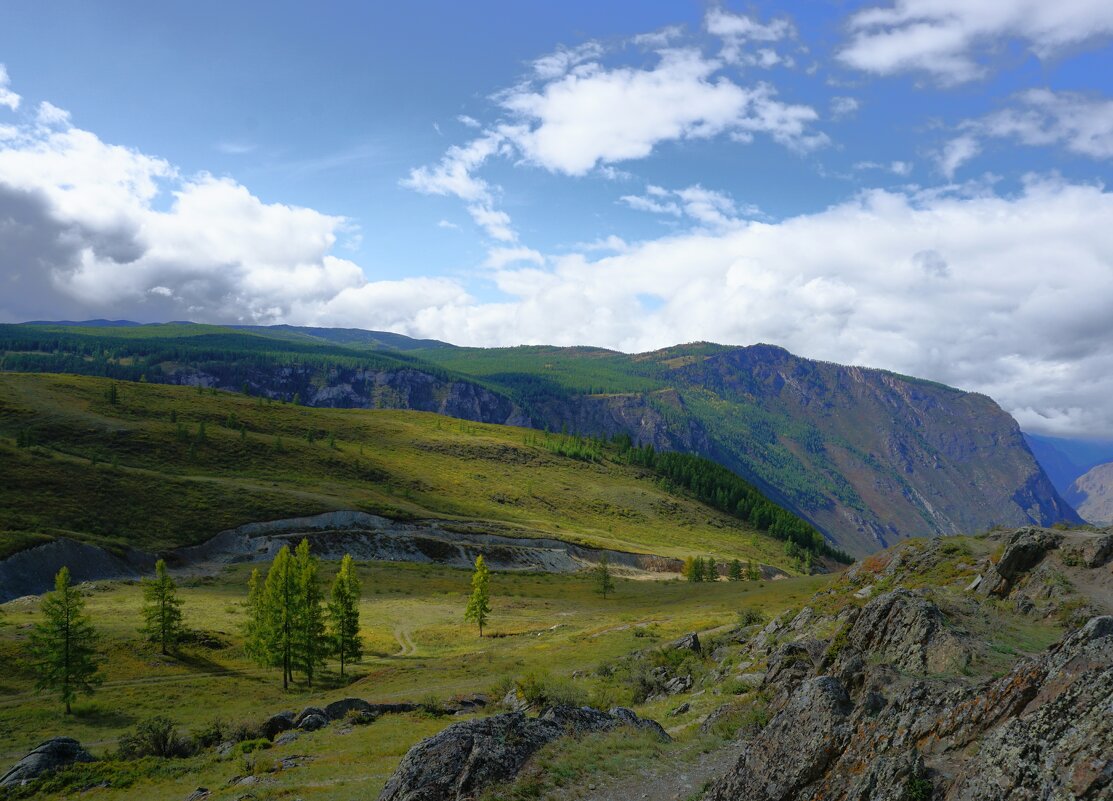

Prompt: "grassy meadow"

[0,560,828,800]
[0,373,794,568]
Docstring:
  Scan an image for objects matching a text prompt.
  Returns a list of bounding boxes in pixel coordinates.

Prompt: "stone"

[324,698,372,720]
[662,674,693,695]
[670,632,702,655]
[842,589,971,674]
[0,737,95,787]
[186,789,211,801]
[260,711,295,740]
[669,702,691,716]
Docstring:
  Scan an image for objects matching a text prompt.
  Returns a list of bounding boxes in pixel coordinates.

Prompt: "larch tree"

[327,554,363,677]
[728,559,744,581]
[706,557,718,582]
[248,545,300,689]
[30,567,102,714]
[464,555,491,637]
[293,539,326,687]
[595,554,615,599]
[141,559,184,655]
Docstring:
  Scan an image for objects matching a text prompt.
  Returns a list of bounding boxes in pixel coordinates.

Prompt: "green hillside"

[0,373,804,570]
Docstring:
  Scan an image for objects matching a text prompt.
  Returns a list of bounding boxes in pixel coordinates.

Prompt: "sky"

[1,1,1113,437]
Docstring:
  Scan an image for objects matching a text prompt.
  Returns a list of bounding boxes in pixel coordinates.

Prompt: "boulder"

[706,677,854,801]
[377,712,563,801]
[297,713,329,732]
[1063,531,1113,569]
[0,737,95,787]
[662,675,693,695]
[608,707,670,742]
[324,698,372,720]
[842,589,970,674]
[670,632,702,655]
[261,711,295,740]
[378,707,670,800]
[979,528,1063,596]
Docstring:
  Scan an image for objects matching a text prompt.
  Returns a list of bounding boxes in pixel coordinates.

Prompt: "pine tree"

[293,539,326,687]
[106,383,118,405]
[327,554,363,677]
[728,559,743,581]
[247,546,300,689]
[141,559,184,655]
[690,557,705,583]
[705,557,718,582]
[30,567,102,714]
[464,555,491,637]
[595,555,615,599]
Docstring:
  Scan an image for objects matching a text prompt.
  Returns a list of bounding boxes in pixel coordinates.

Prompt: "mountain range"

[2,321,1081,555]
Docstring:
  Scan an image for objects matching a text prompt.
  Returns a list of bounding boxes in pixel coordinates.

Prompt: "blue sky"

[1,1,1113,436]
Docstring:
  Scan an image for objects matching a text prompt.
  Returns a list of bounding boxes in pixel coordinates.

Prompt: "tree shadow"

[73,703,135,728]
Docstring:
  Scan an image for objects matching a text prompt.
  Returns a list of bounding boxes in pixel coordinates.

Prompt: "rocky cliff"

[702,526,1113,801]
[1069,461,1113,525]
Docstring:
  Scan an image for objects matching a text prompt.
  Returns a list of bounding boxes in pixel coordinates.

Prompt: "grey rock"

[274,731,300,746]
[501,689,529,712]
[186,788,211,801]
[324,698,372,720]
[669,702,691,716]
[841,589,970,674]
[706,677,854,801]
[293,707,328,728]
[670,632,702,655]
[979,527,1063,596]
[378,707,669,800]
[261,711,295,740]
[376,712,563,801]
[662,674,693,695]
[297,713,329,732]
[0,737,95,787]
[608,707,671,742]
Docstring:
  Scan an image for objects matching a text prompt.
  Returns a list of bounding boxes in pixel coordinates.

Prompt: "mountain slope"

[0,324,1078,555]
[0,373,807,574]
[1068,460,1113,524]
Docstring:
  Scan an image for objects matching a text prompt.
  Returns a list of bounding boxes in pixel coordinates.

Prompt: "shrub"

[738,608,765,627]
[118,717,193,759]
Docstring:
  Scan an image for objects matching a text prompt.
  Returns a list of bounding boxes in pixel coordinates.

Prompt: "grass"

[0,372,796,568]
[0,560,828,800]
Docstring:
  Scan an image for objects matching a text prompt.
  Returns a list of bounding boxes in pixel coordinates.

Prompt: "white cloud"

[216,141,255,155]
[437,218,460,230]
[632,25,685,48]
[855,160,914,176]
[0,65,20,111]
[622,184,759,229]
[35,101,71,128]
[531,42,604,80]
[467,204,516,242]
[830,96,860,119]
[705,8,795,67]
[483,246,545,269]
[938,135,980,178]
[457,114,481,129]
[401,132,504,203]
[500,48,824,175]
[839,0,1113,84]
[4,106,1113,436]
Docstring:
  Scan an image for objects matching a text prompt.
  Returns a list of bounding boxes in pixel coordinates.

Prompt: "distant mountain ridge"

[0,322,1080,555]
[1068,460,1113,525]
[1023,432,1113,495]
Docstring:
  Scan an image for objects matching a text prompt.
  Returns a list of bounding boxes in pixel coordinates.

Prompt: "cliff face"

[661,345,1080,555]
[1069,461,1113,525]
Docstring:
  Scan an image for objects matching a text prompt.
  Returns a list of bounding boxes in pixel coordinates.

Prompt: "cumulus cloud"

[830,96,860,119]
[500,48,824,175]
[840,0,1113,83]
[0,65,20,111]
[937,135,980,178]
[401,132,505,203]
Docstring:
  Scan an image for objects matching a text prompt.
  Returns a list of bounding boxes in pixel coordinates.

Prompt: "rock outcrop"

[841,589,972,674]
[378,706,668,801]
[0,738,94,787]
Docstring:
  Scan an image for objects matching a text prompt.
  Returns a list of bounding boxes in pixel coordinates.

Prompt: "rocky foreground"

[377,526,1112,801]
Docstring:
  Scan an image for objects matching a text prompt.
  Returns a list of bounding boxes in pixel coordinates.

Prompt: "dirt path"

[575,739,744,801]
[393,625,417,657]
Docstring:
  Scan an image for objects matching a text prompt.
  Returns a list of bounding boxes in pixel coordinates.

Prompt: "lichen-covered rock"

[0,737,95,787]
[979,527,1063,596]
[671,632,702,655]
[377,712,563,801]
[706,677,854,801]
[842,589,971,674]
[378,707,669,800]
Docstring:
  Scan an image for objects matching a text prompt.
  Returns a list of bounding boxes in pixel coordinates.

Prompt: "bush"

[514,673,587,709]
[190,719,227,750]
[118,717,193,759]
[738,608,765,627]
